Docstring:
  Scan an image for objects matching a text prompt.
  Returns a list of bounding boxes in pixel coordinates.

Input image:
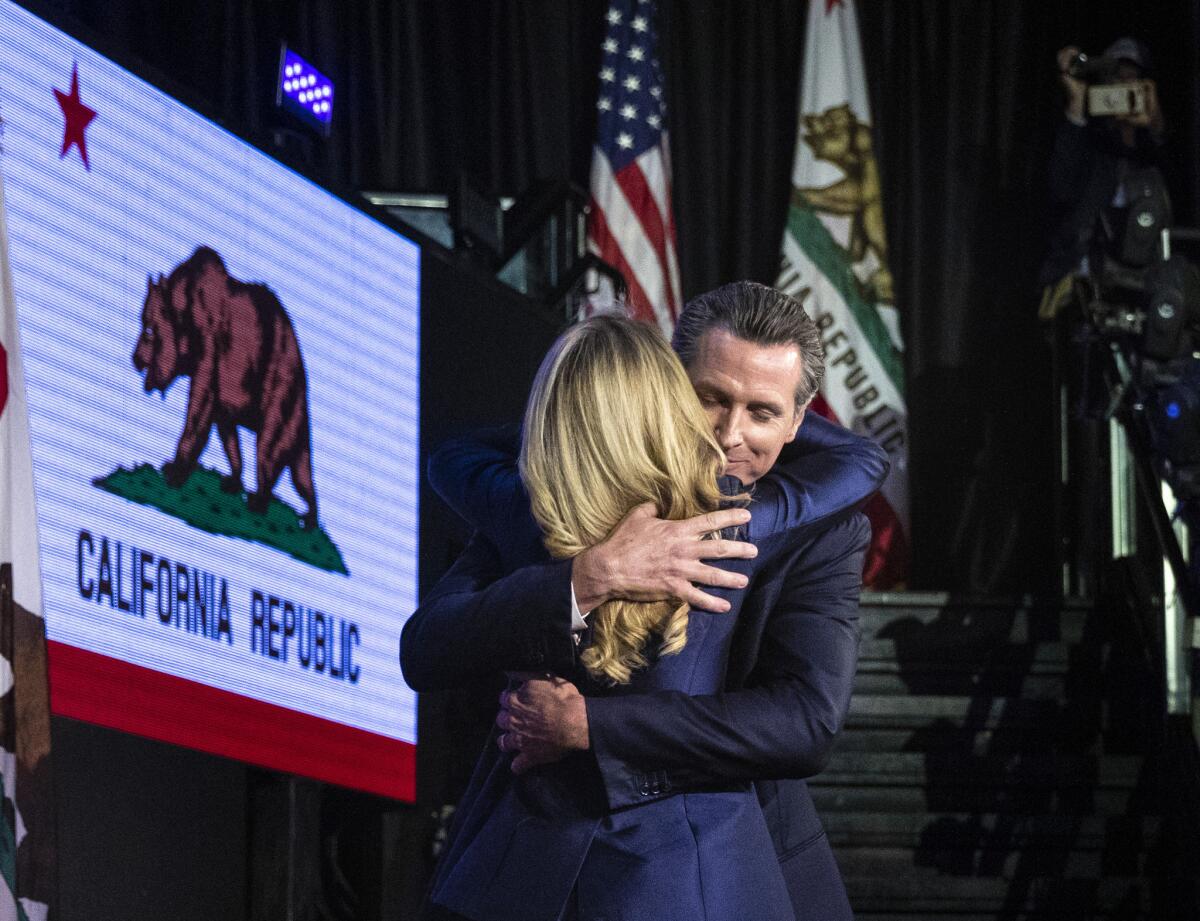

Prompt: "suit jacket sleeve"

[398,532,578,692]
[585,512,870,810]
[431,416,886,539]
[764,413,889,531]
[747,415,887,542]
[427,425,537,549]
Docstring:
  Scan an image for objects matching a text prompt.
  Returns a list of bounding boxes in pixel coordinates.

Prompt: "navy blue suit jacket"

[401,415,886,920]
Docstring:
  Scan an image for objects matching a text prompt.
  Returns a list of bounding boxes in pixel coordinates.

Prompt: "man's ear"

[785,405,807,443]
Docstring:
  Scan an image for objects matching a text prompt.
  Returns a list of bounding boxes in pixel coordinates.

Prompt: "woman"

[407,315,835,921]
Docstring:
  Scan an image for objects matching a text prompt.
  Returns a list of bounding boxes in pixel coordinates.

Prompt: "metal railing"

[363,178,625,325]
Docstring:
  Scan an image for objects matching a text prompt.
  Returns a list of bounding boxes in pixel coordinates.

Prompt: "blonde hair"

[520,315,727,685]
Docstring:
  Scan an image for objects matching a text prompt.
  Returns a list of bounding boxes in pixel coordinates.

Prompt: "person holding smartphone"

[1040,36,1165,291]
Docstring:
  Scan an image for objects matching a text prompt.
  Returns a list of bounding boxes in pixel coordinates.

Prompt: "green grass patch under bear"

[93,464,348,575]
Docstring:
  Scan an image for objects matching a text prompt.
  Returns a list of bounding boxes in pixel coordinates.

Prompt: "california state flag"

[0,165,56,919]
[777,0,908,588]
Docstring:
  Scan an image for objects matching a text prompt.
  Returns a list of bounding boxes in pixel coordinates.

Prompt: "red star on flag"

[54,62,97,170]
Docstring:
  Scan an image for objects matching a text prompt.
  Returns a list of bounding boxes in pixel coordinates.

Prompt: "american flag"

[586,0,682,335]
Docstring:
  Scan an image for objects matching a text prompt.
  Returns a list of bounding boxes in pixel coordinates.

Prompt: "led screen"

[0,1,419,800]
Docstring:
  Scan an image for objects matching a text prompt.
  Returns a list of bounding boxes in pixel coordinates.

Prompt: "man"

[1040,36,1164,292]
[402,281,887,920]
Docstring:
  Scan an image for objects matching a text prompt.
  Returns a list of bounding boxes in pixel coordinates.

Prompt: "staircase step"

[854,915,1136,921]
[830,727,1099,755]
[857,641,1074,667]
[811,784,1138,817]
[812,752,1142,789]
[859,590,1091,610]
[841,874,1148,914]
[855,648,1088,689]
[858,599,1090,646]
[854,668,1071,698]
[844,694,1070,730]
[836,845,1146,881]
[857,636,1089,669]
[823,812,1159,850]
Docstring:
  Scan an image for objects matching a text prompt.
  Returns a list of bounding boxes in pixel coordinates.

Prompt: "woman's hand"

[496,675,589,773]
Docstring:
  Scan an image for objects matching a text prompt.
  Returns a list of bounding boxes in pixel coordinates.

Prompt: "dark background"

[44,0,1200,595]
[21,1,1200,917]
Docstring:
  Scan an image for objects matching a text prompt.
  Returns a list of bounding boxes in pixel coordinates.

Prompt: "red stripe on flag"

[662,140,682,305]
[47,641,416,801]
[589,199,657,325]
[810,393,834,419]
[613,162,678,317]
[666,194,680,302]
[861,492,909,589]
[808,394,907,589]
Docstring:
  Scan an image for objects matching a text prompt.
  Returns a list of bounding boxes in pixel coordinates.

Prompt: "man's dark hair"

[671,280,825,411]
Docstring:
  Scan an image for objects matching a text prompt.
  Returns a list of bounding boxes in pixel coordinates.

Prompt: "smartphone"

[1087,81,1150,117]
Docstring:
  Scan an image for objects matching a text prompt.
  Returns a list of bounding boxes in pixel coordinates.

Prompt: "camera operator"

[1038,38,1171,599]
[1040,37,1165,292]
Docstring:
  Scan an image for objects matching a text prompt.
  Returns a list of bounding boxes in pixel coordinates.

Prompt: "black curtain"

[49,0,1200,593]
[860,1,1072,594]
[659,1,807,292]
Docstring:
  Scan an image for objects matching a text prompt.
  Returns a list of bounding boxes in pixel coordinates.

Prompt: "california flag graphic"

[0,156,56,920]
[776,0,908,588]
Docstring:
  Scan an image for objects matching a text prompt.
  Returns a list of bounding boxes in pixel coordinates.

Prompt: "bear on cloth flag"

[776,0,909,588]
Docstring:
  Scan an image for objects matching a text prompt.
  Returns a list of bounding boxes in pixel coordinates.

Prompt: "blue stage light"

[276,45,333,136]
[1167,401,1182,420]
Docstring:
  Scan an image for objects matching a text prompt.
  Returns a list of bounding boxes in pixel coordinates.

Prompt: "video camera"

[1081,167,1200,498]
[1086,169,1199,358]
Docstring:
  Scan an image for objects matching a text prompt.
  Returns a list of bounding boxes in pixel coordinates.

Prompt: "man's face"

[686,328,806,485]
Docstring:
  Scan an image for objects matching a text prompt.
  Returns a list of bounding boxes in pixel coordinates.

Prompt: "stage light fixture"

[276,44,333,136]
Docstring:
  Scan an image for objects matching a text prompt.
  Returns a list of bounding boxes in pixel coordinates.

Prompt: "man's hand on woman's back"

[571,503,756,614]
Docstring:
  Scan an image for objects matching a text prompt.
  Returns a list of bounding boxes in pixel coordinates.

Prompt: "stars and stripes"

[587,0,681,335]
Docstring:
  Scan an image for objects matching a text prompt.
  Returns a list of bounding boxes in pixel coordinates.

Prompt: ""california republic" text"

[75,528,361,683]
